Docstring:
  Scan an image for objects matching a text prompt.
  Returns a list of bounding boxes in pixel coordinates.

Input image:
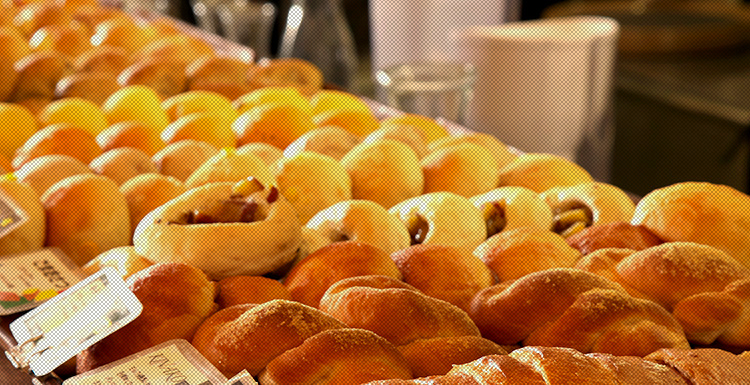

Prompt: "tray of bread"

[1,1,750,384]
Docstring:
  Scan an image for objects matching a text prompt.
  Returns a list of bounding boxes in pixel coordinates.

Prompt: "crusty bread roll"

[77,263,217,373]
[119,173,185,238]
[216,275,291,309]
[446,354,547,384]
[397,336,508,378]
[469,268,690,356]
[389,192,486,253]
[284,240,402,307]
[497,153,593,193]
[390,244,492,311]
[43,174,130,266]
[319,279,480,346]
[541,182,636,238]
[509,346,620,384]
[10,52,69,103]
[13,124,102,170]
[469,187,554,239]
[191,300,345,377]
[0,178,45,256]
[14,154,93,197]
[473,227,581,282]
[259,328,412,385]
[133,180,301,280]
[567,221,663,255]
[631,182,750,268]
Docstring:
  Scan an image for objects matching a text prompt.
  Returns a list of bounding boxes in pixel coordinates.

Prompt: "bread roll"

[509,346,620,384]
[14,154,92,197]
[191,300,345,377]
[645,348,750,384]
[397,336,508,378]
[567,222,663,255]
[497,153,593,193]
[319,282,480,346]
[43,174,130,266]
[447,354,546,384]
[469,187,554,239]
[133,180,301,280]
[0,178,45,256]
[259,328,412,385]
[152,140,219,182]
[390,244,492,311]
[468,268,689,356]
[320,275,420,297]
[587,353,689,384]
[216,275,291,308]
[77,263,217,373]
[118,58,187,99]
[473,227,581,282]
[421,142,498,198]
[55,72,121,106]
[119,173,185,238]
[90,148,158,186]
[13,124,102,170]
[632,182,750,268]
[284,240,401,307]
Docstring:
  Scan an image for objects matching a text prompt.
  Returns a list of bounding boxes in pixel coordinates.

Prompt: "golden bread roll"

[13,124,102,170]
[216,275,291,309]
[319,281,480,346]
[421,142,498,198]
[259,328,412,385]
[77,263,217,373]
[117,58,188,99]
[468,268,689,356]
[11,52,70,102]
[364,123,430,159]
[0,178,45,256]
[14,155,92,197]
[497,153,594,193]
[74,46,132,74]
[248,58,323,97]
[321,275,420,296]
[283,126,362,161]
[508,346,620,384]
[186,56,256,94]
[133,180,301,280]
[567,221,663,255]
[428,132,517,170]
[575,248,639,293]
[97,121,164,156]
[42,174,130,266]
[306,199,411,256]
[390,244,492,311]
[389,192,486,253]
[152,140,219,182]
[473,227,581,282]
[55,72,121,106]
[236,143,283,167]
[631,182,750,268]
[541,182,636,238]
[397,336,508,378]
[191,300,345,377]
[89,148,158,186]
[82,246,153,279]
[446,354,547,384]
[119,173,185,238]
[284,240,401,307]
[469,187,554,239]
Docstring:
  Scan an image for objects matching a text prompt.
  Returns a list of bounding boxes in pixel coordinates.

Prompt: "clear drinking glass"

[376,62,475,125]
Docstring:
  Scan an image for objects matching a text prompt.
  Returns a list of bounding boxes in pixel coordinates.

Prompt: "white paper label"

[0,190,27,239]
[65,341,221,385]
[0,248,84,315]
[9,268,142,376]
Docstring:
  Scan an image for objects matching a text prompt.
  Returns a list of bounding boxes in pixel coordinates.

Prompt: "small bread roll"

[90,148,158,186]
[283,126,362,161]
[319,281,480,346]
[497,153,593,193]
[152,140,219,182]
[397,336,508,378]
[134,180,301,280]
[632,182,750,268]
[43,174,130,266]
[118,58,187,99]
[470,187,554,239]
[421,142,498,198]
[13,124,102,170]
[216,275,291,309]
[567,222,663,255]
[474,227,581,283]
[11,52,70,102]
[428,132,517,170]
[0,178,45,256]
[191,300,345,377]
[119,173,185,238]
[284,241,402,307]
[391,244,492,311]
[77,263,217,373]
[259,328,412,385]
[541,182,636,238]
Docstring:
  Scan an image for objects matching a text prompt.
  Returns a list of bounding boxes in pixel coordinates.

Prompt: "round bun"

[284,240,402,308]
[497,153,593,193]
[319,282,480,346]
[119,173,185,237]
[259,328,412,385]
[567,222,663,255]
[390,244,492,311]
[13,124,102,170]
[152,140,219,182]
[631,182,750,268]
[90,148,158,185]
[42,174,130,266]
[15,154,93,197]
[133,180,301,280]
[216,275,291,309]
[397,336,508,378]
[77,263,217,373]
[0,178,45,256]
[191,299,345,377]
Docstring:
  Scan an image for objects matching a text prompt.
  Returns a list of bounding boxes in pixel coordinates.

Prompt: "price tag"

[224,370,257,385]
[6,268,142,376]
[64,340,228,385]
[0,189,28,239]
[0,248,85,315]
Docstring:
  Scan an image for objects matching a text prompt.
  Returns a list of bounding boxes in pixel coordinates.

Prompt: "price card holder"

[64,340,228,385]
[0,248,86,316]
[224,370,257,385]
[0,188,28,239]
[5,268,142,377]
